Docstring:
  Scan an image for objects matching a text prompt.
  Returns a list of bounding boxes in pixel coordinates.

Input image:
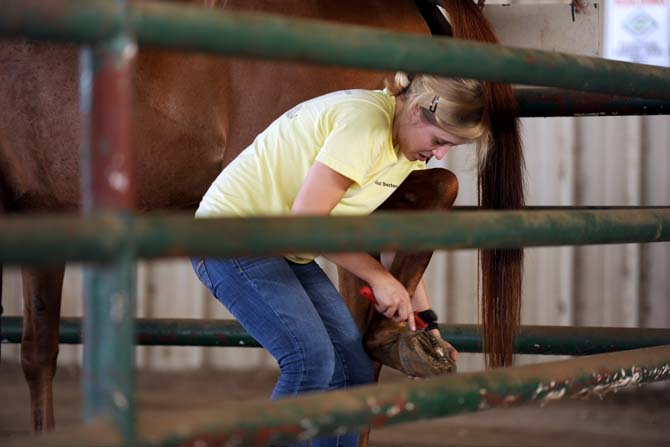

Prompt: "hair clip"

[429,95,440,113]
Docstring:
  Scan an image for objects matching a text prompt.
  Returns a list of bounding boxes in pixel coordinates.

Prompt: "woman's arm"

[380,252,458,361]
[292,161,416,330]
[291,161,354,215]
[410,279,431,312]
[379,251,432,312]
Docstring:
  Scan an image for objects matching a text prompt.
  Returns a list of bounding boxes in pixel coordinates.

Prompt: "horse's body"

[0,0,434,432]
[1,1,524,441]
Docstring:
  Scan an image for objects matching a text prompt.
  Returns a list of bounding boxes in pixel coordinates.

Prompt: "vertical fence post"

[79,0,137,442]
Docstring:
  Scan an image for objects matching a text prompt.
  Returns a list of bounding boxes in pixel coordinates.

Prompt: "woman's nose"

[432,146,449,160]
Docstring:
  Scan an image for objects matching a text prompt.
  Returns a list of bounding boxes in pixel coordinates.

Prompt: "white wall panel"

[575,116,643,327]
[1,267,22,362]
[641,116,670,328]
[58,265,83,365]
[522,117,576,327]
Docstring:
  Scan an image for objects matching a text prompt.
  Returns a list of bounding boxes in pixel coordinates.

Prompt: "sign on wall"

[604,0,670,66]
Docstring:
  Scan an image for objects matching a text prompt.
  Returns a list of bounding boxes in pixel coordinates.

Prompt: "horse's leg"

[365,168,458,354]
[20,265,65,432]
[340,169,458,447]
[338,167,457,331]
[1,263,3,364]
[340,168,459,351]
[376,164,454,293]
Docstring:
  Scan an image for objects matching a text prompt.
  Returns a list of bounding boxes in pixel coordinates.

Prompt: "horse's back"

[222,0,428,164]
[0,0,428,212]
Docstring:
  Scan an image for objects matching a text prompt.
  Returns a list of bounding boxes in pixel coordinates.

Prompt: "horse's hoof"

[365,320,456,377]
[398,330,456,377]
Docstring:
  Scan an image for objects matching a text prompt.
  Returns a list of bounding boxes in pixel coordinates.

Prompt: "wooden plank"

[1,267,22,361]
[641,115,670,328]
[575,116,641,327]
[442,147,484,372]
[143,260,206,370]
[522,117,576,327]
[59,265,83,364]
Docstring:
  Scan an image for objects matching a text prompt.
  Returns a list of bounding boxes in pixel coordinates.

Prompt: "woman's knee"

[333,341,375,388]
[279,340,337,390]
[349,354,375,386]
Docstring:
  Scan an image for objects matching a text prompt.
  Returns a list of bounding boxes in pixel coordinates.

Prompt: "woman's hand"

[369,273,416,331]
[429,328,458,362]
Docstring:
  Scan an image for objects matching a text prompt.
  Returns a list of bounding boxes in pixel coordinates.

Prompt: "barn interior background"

[2,0,669,374]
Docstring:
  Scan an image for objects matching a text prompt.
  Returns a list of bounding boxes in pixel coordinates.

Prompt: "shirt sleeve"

[315,109,387,186]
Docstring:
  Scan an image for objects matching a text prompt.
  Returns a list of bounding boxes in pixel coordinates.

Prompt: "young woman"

[192,72,489,447]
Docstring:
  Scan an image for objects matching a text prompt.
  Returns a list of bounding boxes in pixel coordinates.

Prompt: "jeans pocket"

[192,258,214,291]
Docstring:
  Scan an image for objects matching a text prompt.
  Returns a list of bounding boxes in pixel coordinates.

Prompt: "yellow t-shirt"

[195,89,425,263]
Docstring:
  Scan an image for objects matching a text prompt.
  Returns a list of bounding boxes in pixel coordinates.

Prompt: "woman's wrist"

[366,268,397,289]
[416,309,439,331]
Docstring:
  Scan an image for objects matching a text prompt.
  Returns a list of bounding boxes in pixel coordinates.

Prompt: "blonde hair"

[386,72,490,169]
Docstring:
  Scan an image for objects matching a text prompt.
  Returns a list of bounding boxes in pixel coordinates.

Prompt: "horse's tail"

[439,0,525,368]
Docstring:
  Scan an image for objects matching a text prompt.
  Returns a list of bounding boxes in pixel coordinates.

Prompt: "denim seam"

[331,344,351,389]
[330,346,348,447]
[198,259,214,290]
[231,256,308,395]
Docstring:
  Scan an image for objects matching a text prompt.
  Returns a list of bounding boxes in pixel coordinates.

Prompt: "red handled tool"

[359,285,427,330]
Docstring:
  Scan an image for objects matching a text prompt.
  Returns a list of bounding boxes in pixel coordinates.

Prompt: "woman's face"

[395,105,468,163]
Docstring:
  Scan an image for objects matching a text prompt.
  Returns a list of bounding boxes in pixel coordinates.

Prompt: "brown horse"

[0,0,434,433]
[0,0,524,438]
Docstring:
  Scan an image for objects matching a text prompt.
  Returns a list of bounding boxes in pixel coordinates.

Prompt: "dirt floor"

[1,360,670,447]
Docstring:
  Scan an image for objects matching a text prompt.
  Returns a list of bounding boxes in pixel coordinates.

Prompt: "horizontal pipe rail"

[514,87,670,117]
[147,346,670,446]
[0,209,669,264]
[3,316,670,356]
[18,347,668,447]
[2,1,670,100]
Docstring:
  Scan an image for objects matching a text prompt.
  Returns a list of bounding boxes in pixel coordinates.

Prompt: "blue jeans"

[191,256,375,447]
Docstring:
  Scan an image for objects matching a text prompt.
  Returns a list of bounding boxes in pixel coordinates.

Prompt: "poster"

[604,0,670,66]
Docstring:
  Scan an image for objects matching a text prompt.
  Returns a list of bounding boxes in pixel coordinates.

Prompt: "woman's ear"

[410,104,423,123]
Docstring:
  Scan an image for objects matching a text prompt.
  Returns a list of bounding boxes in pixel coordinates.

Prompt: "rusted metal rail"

[514,87,670,117]
[149,346,670,447]
[3,317,670,356]
[78,0,136,440]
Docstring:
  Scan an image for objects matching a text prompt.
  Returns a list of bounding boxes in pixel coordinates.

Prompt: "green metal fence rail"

[3,0,670,100]
[144,346,670,447]
[10,346,670,447]
[514,87,670,117]
[76,0,137,440]
[3,316,670,356]
[0,208,668,265]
